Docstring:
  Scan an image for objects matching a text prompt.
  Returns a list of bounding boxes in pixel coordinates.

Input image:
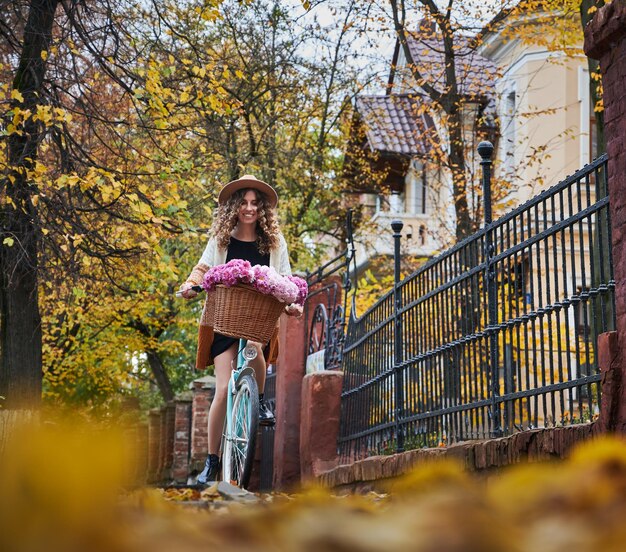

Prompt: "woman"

[179,175,302,484]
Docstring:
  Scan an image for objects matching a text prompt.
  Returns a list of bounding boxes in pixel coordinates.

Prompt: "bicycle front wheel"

[222,374,259,488]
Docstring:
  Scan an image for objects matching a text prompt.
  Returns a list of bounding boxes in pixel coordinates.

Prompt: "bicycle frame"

[224,339,255,438]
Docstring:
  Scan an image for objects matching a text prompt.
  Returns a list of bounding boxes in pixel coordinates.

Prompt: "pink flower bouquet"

[202,260,308,305]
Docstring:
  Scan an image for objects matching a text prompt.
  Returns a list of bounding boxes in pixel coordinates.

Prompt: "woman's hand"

[285,303,303,317]
[179,283,198,299]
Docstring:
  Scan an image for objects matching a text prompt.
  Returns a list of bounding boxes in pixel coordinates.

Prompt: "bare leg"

[207,343,237,455]
[247,340,266,394]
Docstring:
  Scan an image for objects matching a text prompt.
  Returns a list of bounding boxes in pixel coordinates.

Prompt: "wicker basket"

[199,291,215,327]
[213,284,284,343]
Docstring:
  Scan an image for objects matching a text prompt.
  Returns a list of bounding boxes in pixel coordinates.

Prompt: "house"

[342,93,441,270]
[345,11,593,276]
[478,10,597,199]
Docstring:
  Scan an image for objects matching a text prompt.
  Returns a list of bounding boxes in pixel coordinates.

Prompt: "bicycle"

[222,339,260,488]
[177,284,261,489]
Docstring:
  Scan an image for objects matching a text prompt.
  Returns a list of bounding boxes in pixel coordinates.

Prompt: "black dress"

[210,237,271,359]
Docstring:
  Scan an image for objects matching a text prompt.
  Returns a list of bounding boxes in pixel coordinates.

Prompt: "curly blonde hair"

[211,188,280,255]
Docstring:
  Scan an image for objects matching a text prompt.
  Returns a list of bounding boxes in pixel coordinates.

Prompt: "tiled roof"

[352,23,496,158]
[403,30,498,98]
[354,94,436,156]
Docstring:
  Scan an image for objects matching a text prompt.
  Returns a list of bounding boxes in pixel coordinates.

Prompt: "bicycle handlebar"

[175,284,203,298]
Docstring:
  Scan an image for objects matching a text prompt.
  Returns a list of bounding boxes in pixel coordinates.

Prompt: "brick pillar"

[118,397,146,486]
[190,375,215,473]
[134,421,148,486]
[158,402,176,482]
[158,406,167,482]
[595,332,621,434]
[585,5,626,434]
[271,276,345,489]
[171,395,192,483]
[273,313,306,490]
[123,421,148,487]
[147,409,161,484]
[300,370,343,481]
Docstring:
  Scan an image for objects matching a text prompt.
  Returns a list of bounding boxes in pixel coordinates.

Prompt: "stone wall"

[299,337,623,491]
[145,378,215,485]
[190,376,215,472]
[317,424,596,493]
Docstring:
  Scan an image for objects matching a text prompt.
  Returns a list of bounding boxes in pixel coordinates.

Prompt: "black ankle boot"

[259,398,275,426]
[197,453,220,485]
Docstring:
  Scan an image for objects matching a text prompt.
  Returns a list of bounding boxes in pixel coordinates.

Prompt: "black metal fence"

[304,211,356,372]
[339,146,615,461]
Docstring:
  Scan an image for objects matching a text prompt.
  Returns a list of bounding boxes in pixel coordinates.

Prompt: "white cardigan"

[198,234,292,275]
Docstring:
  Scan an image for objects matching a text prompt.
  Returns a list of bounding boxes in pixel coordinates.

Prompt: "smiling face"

[237,189,260,226]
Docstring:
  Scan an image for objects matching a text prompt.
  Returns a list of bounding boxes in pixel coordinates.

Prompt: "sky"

[291,0,398,93]
[290,0,510,95]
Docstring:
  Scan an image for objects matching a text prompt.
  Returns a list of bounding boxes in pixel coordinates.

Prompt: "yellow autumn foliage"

[1,415,625,552]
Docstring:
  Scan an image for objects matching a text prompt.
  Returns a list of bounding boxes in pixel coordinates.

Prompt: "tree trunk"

[447,111,472,240]
[146,349,175,403]
[1,0,59,408]
[390,0,473,242]
[128,318,176,403]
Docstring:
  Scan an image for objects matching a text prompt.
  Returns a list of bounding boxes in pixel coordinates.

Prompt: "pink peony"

[286,275,308,306]
[202,259,254,292]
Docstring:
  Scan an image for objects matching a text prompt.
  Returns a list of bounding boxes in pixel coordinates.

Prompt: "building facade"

[346,11,593,277]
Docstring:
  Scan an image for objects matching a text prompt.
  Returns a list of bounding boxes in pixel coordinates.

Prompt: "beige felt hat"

[217,174,278,208]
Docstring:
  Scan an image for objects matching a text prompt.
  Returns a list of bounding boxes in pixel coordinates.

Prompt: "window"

[409,166,427,215]
[418,224,426,246]
[376,193,405,214]
[389,191,404,214]
[503,90,516,175]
